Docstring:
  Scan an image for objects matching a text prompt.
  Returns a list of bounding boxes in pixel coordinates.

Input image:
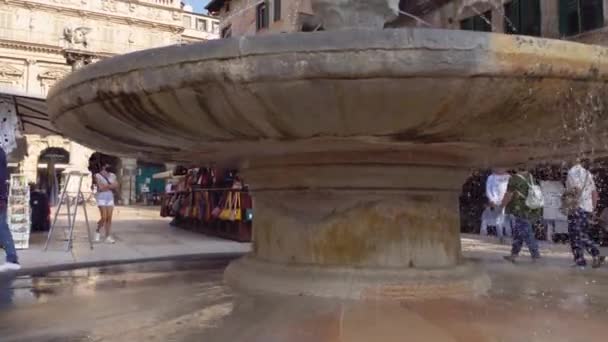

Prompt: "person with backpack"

[502,168,543,263]
[563,159,604,268]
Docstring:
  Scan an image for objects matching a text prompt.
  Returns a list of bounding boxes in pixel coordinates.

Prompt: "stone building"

[207,0,608,47]
[393,0,607,45]
[206,0,315,36]
[0,0,218,204]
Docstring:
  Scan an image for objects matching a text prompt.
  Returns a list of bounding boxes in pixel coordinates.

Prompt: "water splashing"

[398,10,433,27]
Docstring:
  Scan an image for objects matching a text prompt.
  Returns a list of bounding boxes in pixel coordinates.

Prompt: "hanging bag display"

[211,191,224,219]
[232,192,242,221]
[219,192,233,220]
[220,192,242,221]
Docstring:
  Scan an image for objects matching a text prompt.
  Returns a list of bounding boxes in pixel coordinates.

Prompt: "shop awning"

[0,89,61,136]
[152,170,174,179]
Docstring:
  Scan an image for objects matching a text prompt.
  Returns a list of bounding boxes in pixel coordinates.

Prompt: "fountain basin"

[47,28,608,165]
[47,28,608,299]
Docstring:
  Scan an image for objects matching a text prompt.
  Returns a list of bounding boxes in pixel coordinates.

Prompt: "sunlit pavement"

[1,235,608,341]
[15,206,250,272]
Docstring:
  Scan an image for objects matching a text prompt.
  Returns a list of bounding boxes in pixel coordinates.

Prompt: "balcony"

[140,0,181,9]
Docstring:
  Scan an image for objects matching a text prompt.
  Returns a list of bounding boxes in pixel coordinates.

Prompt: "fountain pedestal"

[225,151,489,299]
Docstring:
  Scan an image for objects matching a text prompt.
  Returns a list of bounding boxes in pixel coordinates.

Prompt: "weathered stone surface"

[46,28,608,298]
[48,29,608,167]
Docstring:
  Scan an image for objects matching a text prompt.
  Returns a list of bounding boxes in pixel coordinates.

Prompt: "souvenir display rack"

[8,174,31,249]
[160,167,253,242]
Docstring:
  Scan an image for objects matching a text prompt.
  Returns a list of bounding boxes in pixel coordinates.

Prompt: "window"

[460,11,492,32]
[196,18,207,31]
[274,0,281,22]
[102,27,115,42]
[212,22,219,33]
[256,2,269,30]
[183,15,192,29]
[221,25,232,38]
[0,11,13,29]
[226,1,231,12]
[559,0,604,36]
[504,0,541,36]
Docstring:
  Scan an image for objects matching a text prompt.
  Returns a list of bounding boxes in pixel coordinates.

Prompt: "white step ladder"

[44,171,94,251]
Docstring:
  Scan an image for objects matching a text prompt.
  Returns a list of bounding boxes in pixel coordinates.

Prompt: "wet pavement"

[1,255,608,341]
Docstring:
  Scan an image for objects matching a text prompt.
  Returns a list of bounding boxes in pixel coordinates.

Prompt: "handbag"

[220,192,242,221]
[211,192,224,219]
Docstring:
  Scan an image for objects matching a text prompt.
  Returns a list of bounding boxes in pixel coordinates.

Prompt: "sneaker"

[105,236,116,244]
[0,262,21,272]
[94,232,101,243]
[503,255,517,263]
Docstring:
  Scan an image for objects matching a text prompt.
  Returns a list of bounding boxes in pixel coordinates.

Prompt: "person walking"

[503,168,542,263]
[486,168,512,241]
[94,163,118,244]
[0,147,20,271]
[565,159,604,268]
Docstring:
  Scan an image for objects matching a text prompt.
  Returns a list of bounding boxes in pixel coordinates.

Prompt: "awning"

[0,89,61,136]
[152,170,174,179]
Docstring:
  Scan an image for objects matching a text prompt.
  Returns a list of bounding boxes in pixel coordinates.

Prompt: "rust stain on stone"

[310,198,460,267]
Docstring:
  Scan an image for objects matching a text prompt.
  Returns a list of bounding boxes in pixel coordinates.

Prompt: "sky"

[186,0,211,13]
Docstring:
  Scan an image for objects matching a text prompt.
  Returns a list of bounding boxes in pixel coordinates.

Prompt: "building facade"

[206,0,315,37]
[395,0,608,45]
[0,0,218,204]
[207,0,608,47]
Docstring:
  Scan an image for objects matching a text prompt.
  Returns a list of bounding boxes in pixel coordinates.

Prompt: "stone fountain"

[47,0,608,340]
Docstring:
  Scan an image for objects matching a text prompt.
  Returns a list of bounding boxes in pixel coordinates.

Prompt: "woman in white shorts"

[95,163,118,243]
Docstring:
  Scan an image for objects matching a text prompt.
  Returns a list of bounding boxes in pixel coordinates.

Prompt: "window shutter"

[274,0,281,22]
[521,0,541,36]
[460,17,473,31]
[559,0,579,36]
[581,0,604,32]
[504,0,520,34]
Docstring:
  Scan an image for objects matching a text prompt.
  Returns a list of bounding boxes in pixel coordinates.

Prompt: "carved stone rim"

[48,28,608,114]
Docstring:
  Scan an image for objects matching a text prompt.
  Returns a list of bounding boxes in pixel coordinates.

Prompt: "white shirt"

[540,180,567,220]
[486,173,511,206]
[95,172,117,201]
[566,164,596,213]
[481,207,499,225]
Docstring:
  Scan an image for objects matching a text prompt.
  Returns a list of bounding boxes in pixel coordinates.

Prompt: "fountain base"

[226,257,490,300]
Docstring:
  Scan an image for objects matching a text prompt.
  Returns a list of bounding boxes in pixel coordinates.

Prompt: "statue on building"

[63,26,92,49]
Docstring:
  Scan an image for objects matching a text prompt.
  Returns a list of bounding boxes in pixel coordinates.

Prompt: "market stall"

[158,166,253,242]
